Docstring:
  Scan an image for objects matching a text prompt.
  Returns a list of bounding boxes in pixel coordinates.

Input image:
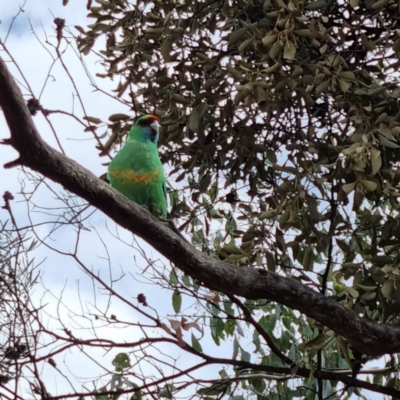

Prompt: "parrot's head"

[134,115,160,144]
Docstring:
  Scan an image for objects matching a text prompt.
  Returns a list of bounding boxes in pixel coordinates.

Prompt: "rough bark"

[0,56,397,357]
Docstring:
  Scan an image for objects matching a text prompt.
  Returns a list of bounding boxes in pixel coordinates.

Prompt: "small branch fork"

[2,192,20,239]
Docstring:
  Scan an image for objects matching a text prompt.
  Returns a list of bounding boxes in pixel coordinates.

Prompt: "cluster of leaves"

[74,0,400,397]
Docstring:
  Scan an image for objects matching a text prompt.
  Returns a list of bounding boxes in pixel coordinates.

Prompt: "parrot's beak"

[150,120,160,140]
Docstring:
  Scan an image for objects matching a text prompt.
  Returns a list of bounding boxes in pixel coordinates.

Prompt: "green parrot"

[108,115,167,218]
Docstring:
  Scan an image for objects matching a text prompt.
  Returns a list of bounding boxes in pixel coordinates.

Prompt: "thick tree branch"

[0,56,399,357]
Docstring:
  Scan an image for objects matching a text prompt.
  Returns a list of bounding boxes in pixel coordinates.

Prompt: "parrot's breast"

[109,167,162,185]
[107,139,167,218]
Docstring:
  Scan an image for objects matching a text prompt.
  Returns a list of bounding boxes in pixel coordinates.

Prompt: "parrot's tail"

[167,218,190,244]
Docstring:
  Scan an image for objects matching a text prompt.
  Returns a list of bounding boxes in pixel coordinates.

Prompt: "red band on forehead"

[144,115,160,123]
[135,114,160,127]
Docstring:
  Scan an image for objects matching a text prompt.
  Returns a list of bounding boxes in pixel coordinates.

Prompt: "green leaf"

[124,379,141,397]
[236,322,244,337]
[209,209,223,218]
[298,333,328,352]
[111,374,123,392]
[112,353,131,371]
[259,315,276,334]
[302,246,313,270]
[224,319,236,336]
[182,274,191,286]
[94,389,108,400]
[199,173,212,193]
[108,113,130,121]
[223,300,234,316]
[83,116,102,124]
[240,349,251,362]
[265,251,276,271]
[189,110,200,131]
[169,269,178,284]
[229,28,247,46]
[161,39,172,62]
[191,333,203,352]
[232,337,239,359]
[159,384,177,398]
[373,373,383,385]
[210,302,220,316]
[252,329,261,353]
[221,242,242,255]
[172,291,182,313]
[197,382,229,396]
[225,215,237,235]
[282,316,293,331]
[279,330,292,352]
[208,182,218,202]
[379,134,400,149]
[249,378,265,394]
[370,147,382,175]
[210,318,225,345]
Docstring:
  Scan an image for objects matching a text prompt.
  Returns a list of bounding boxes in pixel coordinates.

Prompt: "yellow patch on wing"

[110,167,160,185]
